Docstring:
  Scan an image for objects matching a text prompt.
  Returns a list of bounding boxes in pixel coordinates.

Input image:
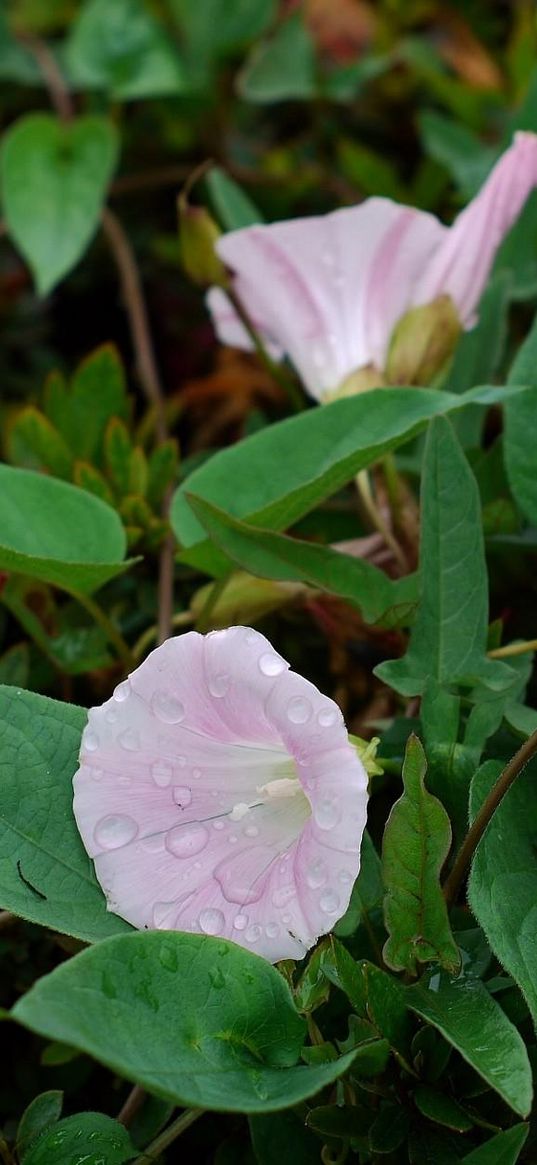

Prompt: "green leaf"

[205,166,263,230]
[174,0,277,57]
[322,941,411,1062]
[7,407,74,479]
[334,831,383,938]
[305,1103,372,1139]
[0,685,131,942]
[504,310,537,526]
[1,114,119,294]
[249,1111,320,1165]
[48,344,130,463]
[406,974,533,1116]
[0,643,30,687]
[461,1124,529,1164]
[382,735,459,975]
[0,11,41,84]
[0,464,133,594]
[12,931,358,1112]
[419,111,496,199]
[413,1085,473,1133]
[64,0,187,99]
[17,1091,63,1161]
[376,417,511,696]
[238,12,316,103]
[188,493,417,627]
[172,384,516,576]
[468,757,537,1031]
[23,1113,134,1165]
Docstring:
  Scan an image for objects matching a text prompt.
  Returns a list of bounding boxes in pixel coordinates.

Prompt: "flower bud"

[178,192,228,288]
[385,294,461,387]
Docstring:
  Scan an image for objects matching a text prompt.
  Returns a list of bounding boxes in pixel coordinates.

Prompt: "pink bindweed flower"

[73,626,368,962]
[208,132,537,401]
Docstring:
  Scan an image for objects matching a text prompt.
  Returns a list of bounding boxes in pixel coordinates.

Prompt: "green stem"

[69,590,135,672]
[488,638,537,660]
[355,470,407,572]
[132,1108,204,1163]
[443,728,537,909]
[226,287,305,413]
[194,574,230,633]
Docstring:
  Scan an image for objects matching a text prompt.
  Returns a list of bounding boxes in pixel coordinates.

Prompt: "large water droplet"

[113,680,130,703]
[306,859,328,890]
[272,884,296,908]
[199,908,225,936]
[152,691,185,724]
[83,728,99,752]
[246,924,262,944]
[215,851,268,906]
[319,890,340,914]
[173,785,192,808]
[94,814,138,850]
[166,823,209,859]
[314,797,340,831]
[119,728,140,752]
[286,696,312,724]
[266,922,279,939]
[317,706,339,728]
[259,652,286,677]
[208,673,230,698]
[151,761,173,788]
[338,869,352,884]
[233,913,248,930]
[229,802,249,821]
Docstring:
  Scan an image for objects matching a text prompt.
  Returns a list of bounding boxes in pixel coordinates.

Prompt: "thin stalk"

[20,35,73,121]
[355,470,408,573]
[226,286,305,413]
[69,591,135,673]
[488,638,537,660]
[443,728,537,909]
[195,574,230,633]
[132,1108,204,1163]
[117,1084,146,1127]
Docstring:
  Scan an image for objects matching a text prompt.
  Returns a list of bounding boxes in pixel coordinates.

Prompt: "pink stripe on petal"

[73,626,368,962]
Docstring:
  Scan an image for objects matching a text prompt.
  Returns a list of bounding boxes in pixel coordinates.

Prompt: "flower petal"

[73,626,368,962]
[413,132,537,324]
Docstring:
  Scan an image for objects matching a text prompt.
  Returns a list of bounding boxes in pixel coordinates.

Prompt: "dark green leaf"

[47,344,130,463]
[174,0,276,56]
[0,685,131,942]
[468,757,537,1031]
[7,408,74,479]
[1,114,118,294]
[17,1091,63,1160]
[334,831,383,938]
[206,166,263,229]
[368,1104,410,1153]
[504,311,537,526]
[323,941,411,1061]
[64,0,187,99]
[406,974,533,1116]
[461,1124,529,1163]
[413,1085,473,1132]
[382,735,459,975]
[238,13,316,103]
[305,1103,372,1138]
[0,464,133,594]
[12,931,357,1112]
[419,110,495,199]
[23,1112,134,1165]
[249,1111,320,1165]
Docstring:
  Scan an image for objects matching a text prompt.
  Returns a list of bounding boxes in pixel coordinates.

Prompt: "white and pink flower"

[73,627,368,963]
[208,132,537,400]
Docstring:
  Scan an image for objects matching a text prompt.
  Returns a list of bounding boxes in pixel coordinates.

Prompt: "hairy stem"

[443,728,537,908]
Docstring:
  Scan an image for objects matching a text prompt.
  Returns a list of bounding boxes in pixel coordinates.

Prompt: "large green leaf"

[1,114,118,294]
[504,311,537,526]
[64,0,187,99]
[205,166,262,230]
[461,1124,529,1164]
[12,931,357,1112]
[406,974,533,1117]
[188,494,417,626]
[376,417,512,695]
[0,685,131,942]
[249,1111,320,1165]
[172,384,516,576]
[382,735,459,975]
[468,758,537,1030]
[0,464,133,594]
[23,1113,134,1165]
[173,0,276,57]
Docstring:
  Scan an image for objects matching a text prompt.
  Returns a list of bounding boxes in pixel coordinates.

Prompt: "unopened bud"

[326,363,385,402]
[385,294,461,387]
[178,192,228,288]
[190,571,306,629]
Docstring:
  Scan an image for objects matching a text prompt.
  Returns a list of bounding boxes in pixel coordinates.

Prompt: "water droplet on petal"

[83,729,99,752]
[317,706,339,728]
[233,913,248,930]
[306,859,328,890]
[272,884,296,908]
[105,708,117,724]
[338,869,352,884]
[193,768,202,779]
[199,908,225,936]
[244,824,259,838]
[152,691,185,724]
[213,820,225,831]
[90,768,103,781]
[166,823,209,858]
[266,922,279,939]
[152,761,173,788]
[287,696,312,724]
[314,798,340,830]
[177,755,187,767]
[319,890,340,914]
[229,834,238,844]
[208,673,230,698]
[173,785,192,808]
[118,775,131,787]
[113,680,130,703]
[94,814,138,850]
[229,802,249,821]
[246,924,262,944]
[119,728,140,752]
[259,652,286,677]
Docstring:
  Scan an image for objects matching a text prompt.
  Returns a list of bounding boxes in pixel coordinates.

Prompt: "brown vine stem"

[443,727,537,909]
[19,35,73,121]
[101,207,175,646]
[117,1083,146,1127]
